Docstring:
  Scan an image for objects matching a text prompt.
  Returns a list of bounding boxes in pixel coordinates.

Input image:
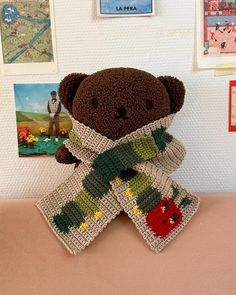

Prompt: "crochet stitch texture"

[36,114,200,254]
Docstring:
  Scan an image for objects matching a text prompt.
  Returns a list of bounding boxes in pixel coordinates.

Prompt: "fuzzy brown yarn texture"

[55,67,185,165]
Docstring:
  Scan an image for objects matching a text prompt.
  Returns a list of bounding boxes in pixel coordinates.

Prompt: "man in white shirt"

[44,91,61,142]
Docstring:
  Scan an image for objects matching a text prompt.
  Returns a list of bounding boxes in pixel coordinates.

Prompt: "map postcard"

[196,0,236,68]
[97,0,155,17]
[229,80,236,131]
[0,0,57,75]
[14,83,72,157]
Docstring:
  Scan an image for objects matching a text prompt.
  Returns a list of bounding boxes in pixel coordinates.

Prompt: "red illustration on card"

[229,81,236,132]
[203,1,236,56]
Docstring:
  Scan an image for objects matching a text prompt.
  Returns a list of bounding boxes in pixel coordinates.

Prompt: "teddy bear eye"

[91,98,98,109]
[146,99,153,110]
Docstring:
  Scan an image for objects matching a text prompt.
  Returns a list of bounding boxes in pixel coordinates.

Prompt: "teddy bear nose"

[117,106,127,116]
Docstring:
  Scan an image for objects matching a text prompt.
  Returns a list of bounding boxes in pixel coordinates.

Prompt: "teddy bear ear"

[58,73,88,113]
[158,76,185,114]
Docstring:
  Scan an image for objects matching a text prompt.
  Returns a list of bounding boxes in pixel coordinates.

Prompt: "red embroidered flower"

[146,198,182,238]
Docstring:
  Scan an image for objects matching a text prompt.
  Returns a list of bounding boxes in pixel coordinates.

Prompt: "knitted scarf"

[36,114,200,255]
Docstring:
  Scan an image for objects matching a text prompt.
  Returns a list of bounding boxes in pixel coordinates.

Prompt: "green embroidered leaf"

[179,197,192,208]
[152,127,173,152]
[171,186,179,201]
[162,132,173,144]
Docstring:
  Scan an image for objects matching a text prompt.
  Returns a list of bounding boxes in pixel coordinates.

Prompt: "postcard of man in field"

[14,83,71,157]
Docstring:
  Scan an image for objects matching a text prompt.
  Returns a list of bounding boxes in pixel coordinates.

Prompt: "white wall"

[0,0,235,199]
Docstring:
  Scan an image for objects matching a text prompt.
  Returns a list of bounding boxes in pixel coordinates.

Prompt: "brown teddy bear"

[37,67,199,255]
[55,67,185,165]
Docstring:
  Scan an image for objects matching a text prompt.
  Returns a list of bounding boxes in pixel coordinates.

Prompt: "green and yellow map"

[0,0,54,64]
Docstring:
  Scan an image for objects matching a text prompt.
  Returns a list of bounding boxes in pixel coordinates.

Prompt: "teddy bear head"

[59,67,185,140]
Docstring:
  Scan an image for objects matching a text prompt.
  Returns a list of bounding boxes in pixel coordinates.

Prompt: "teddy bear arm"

[55,144,80,164]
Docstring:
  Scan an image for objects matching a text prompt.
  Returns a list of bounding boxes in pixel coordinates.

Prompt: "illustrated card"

[14,83,72,157]
[229,81,236,131]
[196,0,236,68]
[0,0,57,75]
[97,0,155,17]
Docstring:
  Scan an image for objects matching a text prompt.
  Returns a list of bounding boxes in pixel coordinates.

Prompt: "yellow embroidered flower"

[161,206,166,213]
[132,206,142,218]
[115,177,122,185]
[94,211,103,219]
[169,218,175,224]
[79,222,89,231]
[125,188,133,199]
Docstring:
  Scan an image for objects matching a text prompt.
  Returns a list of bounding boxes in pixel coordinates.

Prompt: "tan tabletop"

[0,193,236,295]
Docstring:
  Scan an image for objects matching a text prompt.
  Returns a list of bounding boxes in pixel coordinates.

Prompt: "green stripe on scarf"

[137,186,162,213]
[131,136,159,160]
[129,173,152,196]
[83,170,110,199]
[75,191,99,216]
[53,131,170,233]
[152,127,173,152]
